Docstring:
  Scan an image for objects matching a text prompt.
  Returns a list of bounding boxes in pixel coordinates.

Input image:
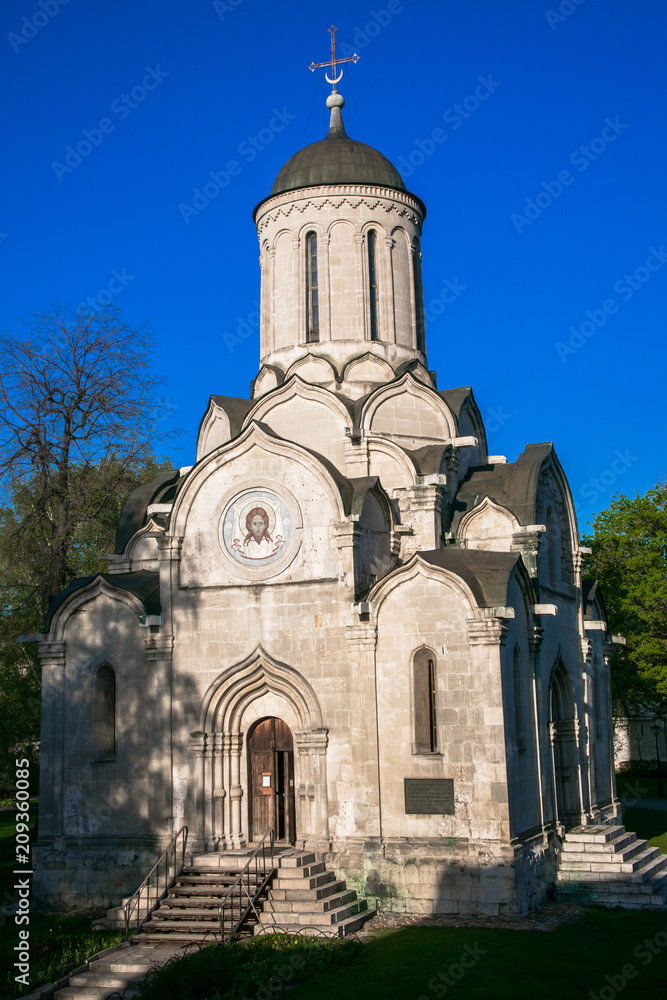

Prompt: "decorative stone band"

[37,640,66,666]
[255,184,425,235]
[533,604,558,616]
[145,634,174,661]
[345,622,377,651]
[293,729,329,754]
[584,620,607,631]
[466,617,507,646]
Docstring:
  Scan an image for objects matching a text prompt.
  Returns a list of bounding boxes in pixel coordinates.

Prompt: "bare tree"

[0,304,177,606]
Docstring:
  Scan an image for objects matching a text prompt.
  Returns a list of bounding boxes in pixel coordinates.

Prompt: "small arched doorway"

[247,717,296,844]
[550,663,582,830]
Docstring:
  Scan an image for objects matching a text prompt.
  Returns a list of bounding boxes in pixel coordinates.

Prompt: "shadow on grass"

[288,908,667,1000]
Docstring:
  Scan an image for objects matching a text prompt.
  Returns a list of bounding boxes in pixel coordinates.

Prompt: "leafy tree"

[582,482,667,716]
[0,304,178,790]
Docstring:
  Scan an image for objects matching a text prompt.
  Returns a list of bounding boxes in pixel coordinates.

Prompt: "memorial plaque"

[404,778,455,815]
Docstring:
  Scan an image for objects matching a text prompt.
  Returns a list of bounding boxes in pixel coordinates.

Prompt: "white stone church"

[34,77,640,920]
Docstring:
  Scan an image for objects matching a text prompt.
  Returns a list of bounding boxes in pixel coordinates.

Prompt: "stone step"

[287,890,358,914]
[561,830,637,855]
[69,971,140,989]
[565,824,626,844]
[273,869,331,890]
[560,837,647,865]
[274,861,327,881]
[271,878,347,902]
[169,885,244,897]
[134,931,224,943]
[279,852,317,868]
[559,845,661,874]
[267,898,366,926]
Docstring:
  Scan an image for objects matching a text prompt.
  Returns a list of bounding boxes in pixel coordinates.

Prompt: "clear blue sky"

[2,0,666,531]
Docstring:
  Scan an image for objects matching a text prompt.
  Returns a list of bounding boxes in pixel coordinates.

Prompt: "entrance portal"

[248,717,296,843]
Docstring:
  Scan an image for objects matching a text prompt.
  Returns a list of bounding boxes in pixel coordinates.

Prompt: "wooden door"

[248,718,296,843]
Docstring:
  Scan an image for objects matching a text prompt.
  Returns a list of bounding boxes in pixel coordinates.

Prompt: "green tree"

[582,481,667,715]
[0,305,178,790]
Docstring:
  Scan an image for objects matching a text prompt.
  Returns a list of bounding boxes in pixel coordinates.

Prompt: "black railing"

[218,828,276,942]
[123,826,188,938]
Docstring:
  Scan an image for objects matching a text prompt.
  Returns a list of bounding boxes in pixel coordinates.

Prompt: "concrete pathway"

[21,941,188,1000]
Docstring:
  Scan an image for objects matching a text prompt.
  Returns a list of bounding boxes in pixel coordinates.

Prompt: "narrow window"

[513,645,526,752]
[428,658,437,752]
[306,233,319,343]
[414,649,438,753]
[368,230,379,341]
[94,664,116,759]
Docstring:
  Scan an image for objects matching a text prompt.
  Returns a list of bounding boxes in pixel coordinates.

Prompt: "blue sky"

[2,0,666,532]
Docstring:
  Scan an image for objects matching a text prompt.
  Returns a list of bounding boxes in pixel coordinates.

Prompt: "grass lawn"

[617,771,667,854]
[288,909,667,1000]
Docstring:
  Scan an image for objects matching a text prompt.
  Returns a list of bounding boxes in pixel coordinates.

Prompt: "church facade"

[33,87,620,918]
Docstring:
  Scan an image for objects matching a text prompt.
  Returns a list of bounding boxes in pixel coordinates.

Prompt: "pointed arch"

[361,373,457,443]
[201,645,324,734]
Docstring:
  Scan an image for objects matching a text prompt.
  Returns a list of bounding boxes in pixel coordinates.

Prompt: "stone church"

[34,77,629,920]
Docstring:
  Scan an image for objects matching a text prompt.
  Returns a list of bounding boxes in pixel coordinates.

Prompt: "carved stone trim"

[466,618,507,646]
[293,729,329,754]
[38,641,66,666]
[345,623,378,650]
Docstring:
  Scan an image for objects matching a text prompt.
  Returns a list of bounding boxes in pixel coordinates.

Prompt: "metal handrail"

[218,828,276,942]
[123,825,188,938]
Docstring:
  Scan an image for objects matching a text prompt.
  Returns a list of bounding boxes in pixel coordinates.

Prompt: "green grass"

[288,909,667,1000]
[0,914,124,1000]
[616,772,666,802]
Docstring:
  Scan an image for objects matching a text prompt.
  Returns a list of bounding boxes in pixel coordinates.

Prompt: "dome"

[269,123,405,197]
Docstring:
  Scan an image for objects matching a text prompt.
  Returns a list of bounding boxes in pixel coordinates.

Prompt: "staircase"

[132,862,273,943]
[256,850,374,936]
[557,824,667,908]
[96,848,374,943]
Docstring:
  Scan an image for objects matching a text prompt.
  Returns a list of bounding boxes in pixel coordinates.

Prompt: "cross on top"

[309,25,360,91]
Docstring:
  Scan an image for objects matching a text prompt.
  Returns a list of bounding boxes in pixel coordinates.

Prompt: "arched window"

[306,232,319,343]
[413,243,426,353]
[513,645,526,753]
[546,508,558,586]
[413,648,437,753]
[94,664,116,759]
[368,230,379,341]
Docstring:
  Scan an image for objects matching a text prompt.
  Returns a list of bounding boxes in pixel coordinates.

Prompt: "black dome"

[270,131,405,196]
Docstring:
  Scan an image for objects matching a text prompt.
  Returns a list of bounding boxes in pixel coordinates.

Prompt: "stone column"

[145,634,175,837]
[355,232,368,341]
[212,732,226,849]
[333,520,362,591]
[383,236,397,344]
[37,641,67,838]
[345,622,381,850]
[293,235,305,344]
[399,483,443,555]
[227,732,246,848]
[407,242,418,350]
[320,233,332,344]
[190,731,207,852]
[293,729,329,852]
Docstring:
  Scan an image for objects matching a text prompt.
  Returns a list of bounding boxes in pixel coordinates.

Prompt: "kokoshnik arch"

[32,34,627,918]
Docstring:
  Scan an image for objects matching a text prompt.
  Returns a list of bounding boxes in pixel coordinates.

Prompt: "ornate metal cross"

[308,25,360,89]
